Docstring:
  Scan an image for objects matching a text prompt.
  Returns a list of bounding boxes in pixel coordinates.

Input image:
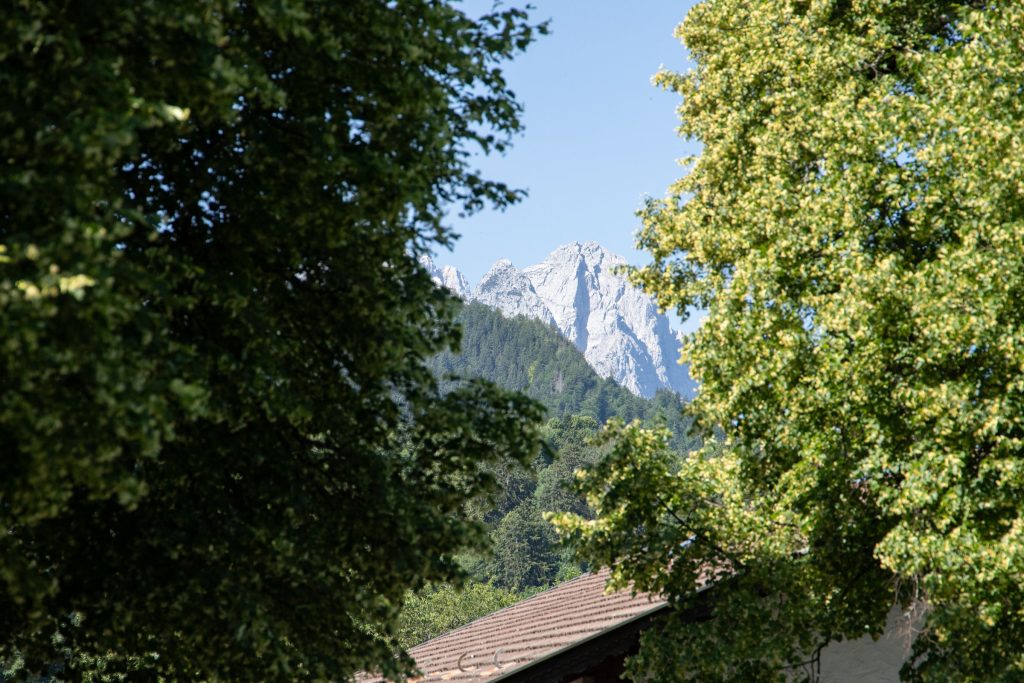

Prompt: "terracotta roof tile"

[358,569,665,683]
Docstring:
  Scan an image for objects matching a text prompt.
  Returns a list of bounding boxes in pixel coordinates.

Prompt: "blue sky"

[438,1,703,331]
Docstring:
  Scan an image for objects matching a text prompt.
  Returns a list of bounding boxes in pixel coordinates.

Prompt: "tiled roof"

[358,569,666,683]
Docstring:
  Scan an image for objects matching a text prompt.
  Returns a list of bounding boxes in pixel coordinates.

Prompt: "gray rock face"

[470,242,696,399]
[472,259,557,327]
[419,254,471,299]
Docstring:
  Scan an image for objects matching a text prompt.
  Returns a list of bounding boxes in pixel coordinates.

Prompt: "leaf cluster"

[565,0,1024,680]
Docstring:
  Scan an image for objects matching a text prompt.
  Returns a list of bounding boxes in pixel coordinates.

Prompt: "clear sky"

[437,0,704,331]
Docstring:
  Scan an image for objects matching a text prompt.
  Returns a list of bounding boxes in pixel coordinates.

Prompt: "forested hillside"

[430,302,693,447]
[398,302,696,647]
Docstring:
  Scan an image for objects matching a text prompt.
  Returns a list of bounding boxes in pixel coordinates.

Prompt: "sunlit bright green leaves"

[561,1,1024,680]
[395,583,521,650]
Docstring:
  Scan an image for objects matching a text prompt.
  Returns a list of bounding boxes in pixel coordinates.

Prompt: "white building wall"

[816,606,916,682]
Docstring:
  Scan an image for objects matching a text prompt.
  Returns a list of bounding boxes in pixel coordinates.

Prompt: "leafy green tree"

[396,582,521,650]
[0,1,545,680]
[557,1,1024,681]
[465,456,539,526]
[534,416,601,519]
[490,502,560,592]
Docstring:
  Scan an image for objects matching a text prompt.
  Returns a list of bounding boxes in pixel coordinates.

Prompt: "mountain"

[419,254,471,299]
[429,302,695,450]
[472,259,557,326]
[519,242,693,399]
[423,242,696,399]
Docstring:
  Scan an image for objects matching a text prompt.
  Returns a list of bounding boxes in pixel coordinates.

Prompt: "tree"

[395,582,521,650]
[465,456,538,527]
[0,1,545,680]
[489,502,559,591]
[534,416,601,519]
[555,1,1024,681]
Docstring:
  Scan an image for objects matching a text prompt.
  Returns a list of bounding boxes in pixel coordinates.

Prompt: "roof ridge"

[418,592,663,652]
[356,568,672,682]
[408,570,610,653]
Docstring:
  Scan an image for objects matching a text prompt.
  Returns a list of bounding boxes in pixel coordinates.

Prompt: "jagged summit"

[473,259,558,326]
[419,254,471,299]
[527,243,693,398]
[421,244,695,398]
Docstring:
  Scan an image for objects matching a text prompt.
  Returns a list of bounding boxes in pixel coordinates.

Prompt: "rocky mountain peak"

[419,254,471,299]
[473,259,557,326]
[524,244,693,398]
[463,245,695,399]
[421,244,695,399]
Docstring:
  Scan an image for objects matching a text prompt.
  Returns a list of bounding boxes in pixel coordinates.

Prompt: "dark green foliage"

[432,302,638,422]
[0,1,545,681]
[445,416,603,597]
[426,305,698,600]
[466,457,539,527]
[488,502,560,591]
[535,416,603,519]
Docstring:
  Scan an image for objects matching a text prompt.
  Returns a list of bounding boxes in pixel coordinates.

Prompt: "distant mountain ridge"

[422,242,695,399]
[420,257,471,299]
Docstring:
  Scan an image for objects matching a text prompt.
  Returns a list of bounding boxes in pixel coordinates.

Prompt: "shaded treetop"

[1,1,545,680]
